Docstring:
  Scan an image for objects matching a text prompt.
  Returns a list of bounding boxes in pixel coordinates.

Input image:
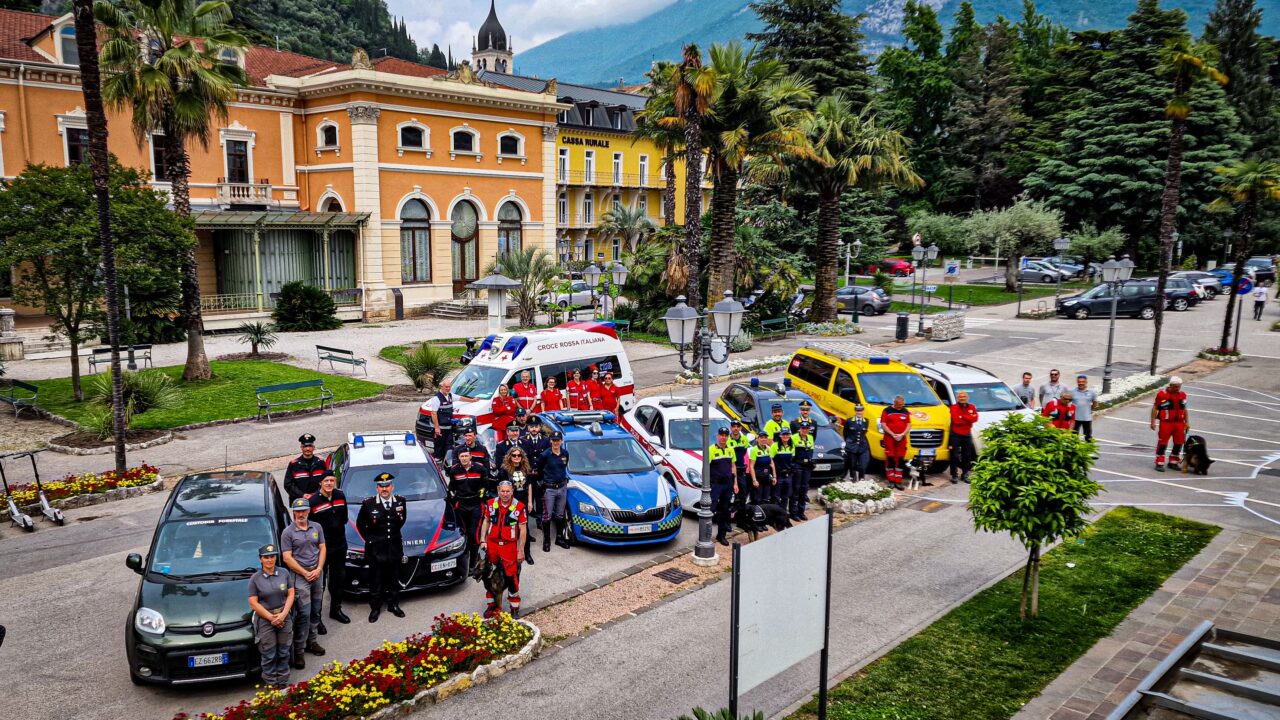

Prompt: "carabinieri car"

[537,411,683,547]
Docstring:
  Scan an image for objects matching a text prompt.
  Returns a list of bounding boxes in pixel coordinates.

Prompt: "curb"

[1,473,165,519]
[46,431,174,455]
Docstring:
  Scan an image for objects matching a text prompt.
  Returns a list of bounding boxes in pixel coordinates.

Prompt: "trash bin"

[895,312,910,342]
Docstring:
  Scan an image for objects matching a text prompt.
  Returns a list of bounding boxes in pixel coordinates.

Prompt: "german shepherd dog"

[733,502,793,543]
[1181,435,1214,476]
[469,553,514,616]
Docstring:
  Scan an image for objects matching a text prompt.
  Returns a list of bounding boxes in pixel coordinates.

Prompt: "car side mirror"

[126,553,144,575]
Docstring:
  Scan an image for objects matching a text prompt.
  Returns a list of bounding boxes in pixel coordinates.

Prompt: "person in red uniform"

[478,479,527,618]
[583,368,604,410]
[1151,376,1190,472]
[566,369,590,410]
[948,390,980,484]
[879,396,912,489]
[490,384,518,443]
[1042,390,1077,430]
[538,376,565,413]
[596,372,620,415]
[511,370,538,415]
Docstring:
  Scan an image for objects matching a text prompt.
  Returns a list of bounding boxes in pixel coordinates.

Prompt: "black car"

[716,378,846,484]
[124,471,289,685]
[1246,256,1276,284]
[1145,277,1201,310]
[1057,280,1162,320]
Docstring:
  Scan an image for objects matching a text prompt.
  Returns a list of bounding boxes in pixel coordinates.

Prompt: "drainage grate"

[904,499,949,513]
[654,568,696,584]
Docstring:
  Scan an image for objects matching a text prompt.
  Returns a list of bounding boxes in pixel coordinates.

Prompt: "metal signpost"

[1235,277,1253,351]
[1053,236,1071,306]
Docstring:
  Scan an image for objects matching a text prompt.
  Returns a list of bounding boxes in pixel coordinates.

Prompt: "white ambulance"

[415,321,637,450]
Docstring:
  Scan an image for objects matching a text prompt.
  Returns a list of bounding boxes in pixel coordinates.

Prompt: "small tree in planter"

[969,413,1100,620]
[234,321,278,357]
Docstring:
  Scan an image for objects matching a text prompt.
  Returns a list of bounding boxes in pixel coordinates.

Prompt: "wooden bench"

[316,345,368,376]
[0,380,39,417]
[256,379,334,423]
[87,345,153,374]
[758,317,793,340]
[612,319,631,335]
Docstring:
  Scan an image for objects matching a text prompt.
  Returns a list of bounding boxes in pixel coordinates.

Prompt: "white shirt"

[1253,286,1268,302]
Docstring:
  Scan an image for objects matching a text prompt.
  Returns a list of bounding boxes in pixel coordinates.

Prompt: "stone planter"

[822,493,898,515]
[1197,350,1243,363]
[46,431,174,455]
[1,473,164,519]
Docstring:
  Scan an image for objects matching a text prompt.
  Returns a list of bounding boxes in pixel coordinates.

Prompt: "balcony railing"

[557,170,653,188]
[216,178,272,205]
[200,293,258,313]
[561,213,597,229]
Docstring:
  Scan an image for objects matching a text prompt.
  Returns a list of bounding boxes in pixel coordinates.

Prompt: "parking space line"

[1094,450,1268,469]
[1198,381,1280,404]
[1185,392,1280,408]
[1190,408,1280,424]
[1094,467,1280,509]
[1104,416,1280,445]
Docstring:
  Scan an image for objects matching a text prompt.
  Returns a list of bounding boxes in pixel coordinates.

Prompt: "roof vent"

[382,445,395,460]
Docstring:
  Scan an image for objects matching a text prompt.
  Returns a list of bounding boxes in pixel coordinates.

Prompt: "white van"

[415,321,637,449]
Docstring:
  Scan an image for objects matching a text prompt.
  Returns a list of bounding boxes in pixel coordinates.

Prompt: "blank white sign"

[734,513,830,694]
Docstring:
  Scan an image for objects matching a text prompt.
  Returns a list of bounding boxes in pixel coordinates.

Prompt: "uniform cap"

[506,422,520,431]
[1077,374,1087,379]
[1169,376,1184,385]
[374,472,395,486]
[516,408,528,417]
[798,400,812,409]
[550,431,564,440]
[716,427,729,436]
[779,426,793,435]
[290,498,311,512]
[298,433,316,445]
[771,403,783,411]
[798,421,813,430]
[729,418,742,427]
[853,404,865,412]
[258,544,279,557]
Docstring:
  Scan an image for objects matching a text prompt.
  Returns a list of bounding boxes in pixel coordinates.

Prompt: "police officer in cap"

[843,404,871,481]
[355,472,406,622]
[248,543,295,689]
[495,423,523,470]
[450,420,491,469]
[707,427,738,546]
[447,447,492,566]
[284,433,327,502]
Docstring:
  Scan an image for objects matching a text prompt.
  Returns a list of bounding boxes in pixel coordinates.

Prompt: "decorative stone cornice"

[348,104,382,125]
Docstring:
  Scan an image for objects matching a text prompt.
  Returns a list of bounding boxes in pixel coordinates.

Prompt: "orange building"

[0,9,565,325]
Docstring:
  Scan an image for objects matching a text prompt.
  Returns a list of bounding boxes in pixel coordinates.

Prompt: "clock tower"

[472,0,513,73]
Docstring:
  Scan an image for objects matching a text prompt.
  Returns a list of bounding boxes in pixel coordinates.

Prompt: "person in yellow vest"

[746,433,774,505]
[770,427,796,506]
[763,403,789,441]
[707,427,739,546]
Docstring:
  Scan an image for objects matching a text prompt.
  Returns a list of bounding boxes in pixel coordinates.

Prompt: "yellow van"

[784,342,951,464]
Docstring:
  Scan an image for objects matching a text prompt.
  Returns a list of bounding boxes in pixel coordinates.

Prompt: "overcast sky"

[387,0,676,58]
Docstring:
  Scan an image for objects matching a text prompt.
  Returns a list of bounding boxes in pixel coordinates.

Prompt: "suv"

[329,431,467,595]
[910,361,1035,449]
[715,378,847,483]
[540,280,595,309]
[1171,271,1223,298]
[124,471,288,685]
[1057,280,1161,320]
[836,285,891,315]
[781,343,951,467]
[1146,277,1200,310]
[1246,256,1276,284]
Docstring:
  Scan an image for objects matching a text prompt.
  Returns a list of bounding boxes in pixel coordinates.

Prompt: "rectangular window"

[584,150,595,184]
[612,152,623,184]
[638,195,648,215]
[557,195,568,224]
[151,134,170,183]
[225,139,249,183]
[787,355,835,390]
[400,228,431,283]
[583,194,594,224]
[65,127,90,166]
[582,107,593,126]
[558,148,569,182]
[612,194,622,212]
[612,236,620,261]
[612,111,621,130]
[638,155,648,186]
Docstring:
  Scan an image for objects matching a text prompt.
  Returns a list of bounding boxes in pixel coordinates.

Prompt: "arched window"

[400,199,431,284]
[451,201,479,293]
[452,130,475,153]
[497,202,522,257]
[499,134,521,156]
[318,123,338,149]
[400,126,424,148]
[60,26,79,65]
[220,48,241,68]
[321,196,343,212]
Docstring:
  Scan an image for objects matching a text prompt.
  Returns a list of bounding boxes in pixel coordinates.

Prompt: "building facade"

[0,9,564,325]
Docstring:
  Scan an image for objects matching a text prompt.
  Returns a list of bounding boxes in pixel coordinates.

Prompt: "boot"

[555,519,572,548]
[525,538,535,565]
[291,650,305,670]
[306,641,326,656]
[543,527,552,552]
[329,606,351,624]
[317,621,327,635]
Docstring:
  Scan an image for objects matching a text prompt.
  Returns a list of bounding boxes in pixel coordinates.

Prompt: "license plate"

[430,559,457,572]
[626,524,652,535]
[918,449,936,459]
[814,463,831,472]
[188,653,228,668]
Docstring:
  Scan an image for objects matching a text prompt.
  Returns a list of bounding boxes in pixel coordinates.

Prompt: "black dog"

[733,502,792,543]
[1181,435,1214,476]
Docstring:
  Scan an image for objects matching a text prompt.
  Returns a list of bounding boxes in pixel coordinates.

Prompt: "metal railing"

[557,170,653,188]
[200,293,258,313]
[561,213,598,229]
[216,178,272,205]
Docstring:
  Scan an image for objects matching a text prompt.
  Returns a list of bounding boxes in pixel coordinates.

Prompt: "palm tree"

[98,0,248,382]
[668,44,716,309]
[702,42,814,303]
[773,94,921,322]
[72,0,128,473]
[1211,159,1280,352]
[486,247,559,327]
[598,205,657,254]
[1149,38,1228,375]
[636,60,685,227]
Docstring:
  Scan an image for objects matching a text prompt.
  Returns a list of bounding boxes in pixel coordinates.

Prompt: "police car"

[716,378,847,484]
[537,411,683,547]
[622,397,733,512]
[326,431,468,594]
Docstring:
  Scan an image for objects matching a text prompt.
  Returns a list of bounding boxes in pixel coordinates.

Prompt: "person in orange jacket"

[1151,376,1190,472]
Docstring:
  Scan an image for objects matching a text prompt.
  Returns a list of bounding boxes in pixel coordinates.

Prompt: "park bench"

[0,380,39,418]
[316,345,368,376]
[758,317,794,340]
[87,344,153,374]
[256,379,333,423]
[612,319,631,335]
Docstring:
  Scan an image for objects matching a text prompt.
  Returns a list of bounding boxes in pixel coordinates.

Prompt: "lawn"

[37,361,386,430]
[378,341,468,365]
[790,507,1219,720]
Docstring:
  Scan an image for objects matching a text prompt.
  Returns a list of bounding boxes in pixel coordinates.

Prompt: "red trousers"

[883,435,908,461]
[1157,422,1186,447]
[485,542,521,610]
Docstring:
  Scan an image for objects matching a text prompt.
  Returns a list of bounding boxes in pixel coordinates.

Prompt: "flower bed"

[676,354,790,382]
[1198,347,1244,363]
[1,464,159,507]
[798,321,864,336]
[1095,373,1166,411]
[177,613,535,720]
[819,480,897,515]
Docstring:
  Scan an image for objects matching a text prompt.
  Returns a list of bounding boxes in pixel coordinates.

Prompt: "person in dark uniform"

[746,433,774,506]
[284,434,327,502]
[450,423,491,469]
[791,421,816,521]
[308,474,350,629]
[423,379,454,461]
[535,432,571,551]
[770,427,796,506]
[707,427,738,546]
[726,419,751,480]
[494,424,523,474]
[247,544,295,689]
[355,473,406,623]
[447,448,491,567]
[843,404,871,481]
[521,418,550,527]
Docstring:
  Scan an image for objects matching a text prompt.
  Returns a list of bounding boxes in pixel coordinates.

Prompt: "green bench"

[758,317,794,340]
[612,319,631,335]
[316,344,368,376]
[0,380,38,417]
[256,379,334,423]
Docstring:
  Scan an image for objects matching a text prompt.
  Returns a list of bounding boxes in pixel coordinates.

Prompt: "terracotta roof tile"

[0,9,57,63]
[371,55,446,79]
[243,46,345,85]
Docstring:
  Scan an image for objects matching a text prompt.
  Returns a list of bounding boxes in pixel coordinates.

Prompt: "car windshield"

[1080,284,1111,299]
[1246,258,1271,267]
[765,400,832,427]
[669,418,731,450]
[858,373,942,407]
[567,437,654,475]
[954,383,1025,412]
[451,363,508,400]
[343,464,446,503]
[150,516,274,578]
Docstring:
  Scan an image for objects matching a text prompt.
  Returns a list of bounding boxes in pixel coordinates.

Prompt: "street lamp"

[1053,235,1071,306]
[1223,228,1234,267]
[1172,230,1182,269]
[584,253,627,320]
[1100,254,1136,395]
[912,243,939,337]
[583,256,603,318]
[664,291,745,566]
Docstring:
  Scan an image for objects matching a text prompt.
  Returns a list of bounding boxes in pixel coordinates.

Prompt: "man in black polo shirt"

[284,433,327,502]
[447,448,491,567]
[308,474,350,628]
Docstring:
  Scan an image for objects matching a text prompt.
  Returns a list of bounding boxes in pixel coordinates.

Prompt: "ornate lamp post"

[663,291,745,566]
[583,253,628,320]
[1100,254,1135,395]
[912,243,939,337]
[583,256,602,318]
[1053,235,1071,306]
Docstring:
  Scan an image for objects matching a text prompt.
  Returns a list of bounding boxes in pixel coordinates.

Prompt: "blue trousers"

[710,482,733,539]
[791,465,811,518]
[845,446,870,480]
[772,472,792,508]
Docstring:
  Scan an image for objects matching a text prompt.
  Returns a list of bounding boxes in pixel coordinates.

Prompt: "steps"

[425,300,486,319]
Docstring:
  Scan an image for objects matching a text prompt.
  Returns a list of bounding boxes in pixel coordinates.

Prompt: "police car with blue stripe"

[536,411,682,547]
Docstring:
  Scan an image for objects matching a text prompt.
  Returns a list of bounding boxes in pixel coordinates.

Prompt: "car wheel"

[1206,288,1218,298]
[894,270,906,277]
[1072,306,1090,320]
[1172,298,1189,311]
[1138,305,1156,320]
[862,304,877,316]
[557,300,568,309]
[1042,274,1054,283]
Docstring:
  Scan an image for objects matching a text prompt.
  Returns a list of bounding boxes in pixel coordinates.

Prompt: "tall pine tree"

[748,0,872,106]
[1204,0,1279,157]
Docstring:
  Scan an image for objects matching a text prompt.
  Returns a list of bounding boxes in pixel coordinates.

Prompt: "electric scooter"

[0,454,35,532]
[23,450,64,526]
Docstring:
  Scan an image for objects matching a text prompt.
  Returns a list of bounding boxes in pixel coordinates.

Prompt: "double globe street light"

[583,253,629,320]
[663,291,745,566]
[912,242,940,337]
[1100,254,1136,395]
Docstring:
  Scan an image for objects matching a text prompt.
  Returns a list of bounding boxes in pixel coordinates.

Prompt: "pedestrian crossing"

[962,317,1003,328]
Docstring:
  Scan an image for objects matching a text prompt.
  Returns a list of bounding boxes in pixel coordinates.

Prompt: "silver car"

[835,285,892,315]
[1170,271,1223,299]
[1019,261,1072,284]
[540,280,595,308]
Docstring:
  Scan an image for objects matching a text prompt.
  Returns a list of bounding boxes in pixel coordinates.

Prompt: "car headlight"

[135,607,166,636]
[438,537,466,554]
[577,501,599,516]
[1062,299,1076,306]
[686,468,702,487]
[345,549,365,562]
[671,491,681,510]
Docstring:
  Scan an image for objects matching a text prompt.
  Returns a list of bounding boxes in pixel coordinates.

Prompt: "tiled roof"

[371,55,446,79]
[478,69,647,110]
[243,46,345,85]
[0,9,57,63]
[477,69,549,93]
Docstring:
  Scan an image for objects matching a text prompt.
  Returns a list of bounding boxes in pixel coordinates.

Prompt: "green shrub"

[235,321,278,356]
[271,281,341,331]
[728,329,753,353]
[401,343,455,391]
[81,406,115,440]
[873,270,894,296]
[86,369,183,434]
[672,709,763,720]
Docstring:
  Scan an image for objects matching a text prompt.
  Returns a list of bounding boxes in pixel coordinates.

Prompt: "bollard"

[895,312,910,342]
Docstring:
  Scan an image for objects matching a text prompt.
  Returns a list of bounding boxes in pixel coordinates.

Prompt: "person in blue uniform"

[843,404,871,481]
[770,427,796,507]
[791,421,816,521]
[707,427,738,546]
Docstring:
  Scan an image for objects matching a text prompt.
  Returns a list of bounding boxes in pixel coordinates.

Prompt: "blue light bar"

[750,378,760,388]
[404,433,415,445]
[353,435,365,448]
[783,378,792,388]
[869,357,891,365]
[477,334,497,354]
[501,336,528,360]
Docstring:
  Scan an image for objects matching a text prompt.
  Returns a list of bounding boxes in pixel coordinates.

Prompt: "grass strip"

[791,507,1218,720]
[36,361,385,430]
[377,342,468,365]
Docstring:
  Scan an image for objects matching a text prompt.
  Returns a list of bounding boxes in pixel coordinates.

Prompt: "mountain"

[514,0,1276,87]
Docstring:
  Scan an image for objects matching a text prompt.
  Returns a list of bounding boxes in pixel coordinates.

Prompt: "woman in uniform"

[248,544,296,690]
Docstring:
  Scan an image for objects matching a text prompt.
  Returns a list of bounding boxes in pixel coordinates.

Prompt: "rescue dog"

[733,502,792,543]
[1181,435,1214,476]
[469,553,514,616]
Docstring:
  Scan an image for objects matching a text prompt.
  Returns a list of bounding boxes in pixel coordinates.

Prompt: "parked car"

[1039,256,1086,278]
[540,280,595,308]
[1171,271,1223,298]
[622,398,731,512]
[866,258,914,276]
[1208,265,1257,289]
[538,410,682,547]
[911,361,1036,450]
[124,471,289,685]
[835,285,892,315]
[715,378,847,484]
[1056,280,1161,319]
[1141,277,1200,310]
[1246,256,1276,284]
[330,431,468,595]
[1019,260,1072,284]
